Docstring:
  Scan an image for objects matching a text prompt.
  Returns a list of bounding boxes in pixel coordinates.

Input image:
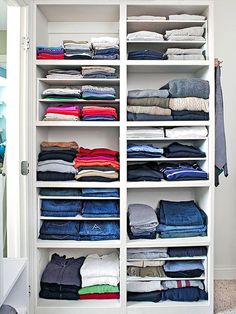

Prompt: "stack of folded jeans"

[127,127,165,139]
[127,89,172,121]
[127,31,164,41]
[164,142,206,158]
[167,246,208,258]
[39,253,85,300]
[79,220,120,240]
[165,126,208,139]
[36,46,64,59]
[159,162,208,181]
[81,200,119,217]
[46,68,82,79]
[40,188,82,197]
[156,200,207,238]
[63,40,92,59]
[41,199,82,217]
[81,188,119,197]
[82,85,116,100]
[37,141,78,181]
[81,66,117,78]
[163,260,205,278]
[74,147,119,182]
[165,48,205,60]
[161,78,209,120]
[164,26,205,41]
[80,253,120,299]
[128,204,159,239]
[39,221,80,240]
[127,162,163,181]
[42,87,81,101]
[128,50,165,60]
[81,106,118,121]
[91,37,119,60]
[43,105,81,121]
[127,143,164,158]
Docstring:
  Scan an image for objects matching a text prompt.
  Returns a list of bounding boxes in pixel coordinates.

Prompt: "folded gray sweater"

[161,79,210,99]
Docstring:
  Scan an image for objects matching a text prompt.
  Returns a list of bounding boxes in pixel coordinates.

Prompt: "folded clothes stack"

[127,127,165,139]
[42,87,81,101]
[81,200,119,217]
[63,40,92,59]
[37,141,78,181]
[162,78,210,120]
[165,26,205,41]
[159,162,208,181]
[81,106,118,121]
[165,126,208,138]
[164,142,206,158]
[79,220,120,240]
[91,37,119,60]
[39,254,85,300]
[165,48,205,60]
[128,203,159,239]
[39,220,80,240]
[74,147,120,182]
[127,31,164,41]
[79,253,120,299]
[43,105,81,121]
[36,46,64,59]
[128,50,166,60]
[163,260,205,278]
[81,85,116,100]
[127,162,163,181]
[41,199,82,217]
[81,188,119,197]
[127,143,164,158]
[81,66,117,78]
[127,89,172,121]
[46,68,82,79]
[156,200,207,238]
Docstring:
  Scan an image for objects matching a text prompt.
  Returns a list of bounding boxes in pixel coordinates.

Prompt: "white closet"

[25,1,214,314]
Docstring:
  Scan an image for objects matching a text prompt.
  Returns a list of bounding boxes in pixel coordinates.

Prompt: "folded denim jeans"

[79,221,120,237]
[162,287,208,302]
[41,210,79,217]
[39,221,80,236]
[81,188,119,197]
[168,246,207,257]
[82,200,119,217]
[41,200,82,212]
[39,188,82,196]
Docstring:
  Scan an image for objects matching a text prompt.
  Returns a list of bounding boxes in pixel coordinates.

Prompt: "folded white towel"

[168,55,205,60]
[165,26,205,38]
[127,31,164,41]
[91,37,119,45]
[166,48,203,55]
[127,15,166,21]
[165,126,208,138]
[167,35,205,41]
[169,14,206,21]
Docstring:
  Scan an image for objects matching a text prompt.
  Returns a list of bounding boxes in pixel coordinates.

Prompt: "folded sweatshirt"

[165,27,205,38]
[169,97,209,112]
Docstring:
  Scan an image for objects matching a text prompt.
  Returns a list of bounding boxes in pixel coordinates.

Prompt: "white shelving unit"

[28,1,214,314]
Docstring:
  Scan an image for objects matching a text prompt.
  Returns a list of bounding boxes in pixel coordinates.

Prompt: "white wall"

[214,0,236,279]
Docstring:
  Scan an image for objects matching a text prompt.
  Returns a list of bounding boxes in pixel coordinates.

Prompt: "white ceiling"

[0,0,7,30]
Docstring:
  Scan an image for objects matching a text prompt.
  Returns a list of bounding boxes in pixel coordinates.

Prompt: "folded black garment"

[165,269,204,278]
[128,50,165,60]
[41,282,79,294]
[168,246,208,257]
[164,142,206,158]
[77,165,118,172]
[38,151,76,162]
[65,55,92,60]
[127,162,164,181]
[127,291,162,302]
[172,110,209,121]
[37,171,75,181]
[39,289,80,300]
[163,287,208,302]
[128,112,173,121]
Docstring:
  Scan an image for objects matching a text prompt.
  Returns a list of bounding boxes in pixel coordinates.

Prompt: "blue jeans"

[40,221,80,236]
[40,188,82,196]
[79,221,119,237]
[163,287,208,302]
[41,211,79,217]
[41,200,82,213]
[82,200,119,217]
[81,188,119,197]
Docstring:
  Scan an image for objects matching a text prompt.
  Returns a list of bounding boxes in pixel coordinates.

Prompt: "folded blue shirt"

[164,260,204,272]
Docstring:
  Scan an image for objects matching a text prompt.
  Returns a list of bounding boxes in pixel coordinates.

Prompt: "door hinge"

[28,284,31,296]
[21,161,29,175]
[22,36,30,51]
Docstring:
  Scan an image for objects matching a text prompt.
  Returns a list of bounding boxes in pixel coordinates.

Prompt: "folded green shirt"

[79,284,119,295]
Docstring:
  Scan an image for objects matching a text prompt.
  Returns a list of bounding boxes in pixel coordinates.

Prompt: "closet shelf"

[126,121,210,127]
[127,275,205,282]
[36,239,121,249]
[126,181,211,188]
[39,196,120,200]
[39,216,120,221]
[36,60,121,67]
[127,300,210,308]
[126,237,210,248]
[36,181,121,188]
[39,78,120,86]
[127,157,207,162]
[35,121,121,127]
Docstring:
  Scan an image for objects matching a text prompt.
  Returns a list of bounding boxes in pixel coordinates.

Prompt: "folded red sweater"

[80,293,120,300]
[77,147,119,158]
[37,53,64,59]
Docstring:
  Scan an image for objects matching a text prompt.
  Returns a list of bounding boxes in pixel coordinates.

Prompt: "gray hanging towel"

[215,65,228,186]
